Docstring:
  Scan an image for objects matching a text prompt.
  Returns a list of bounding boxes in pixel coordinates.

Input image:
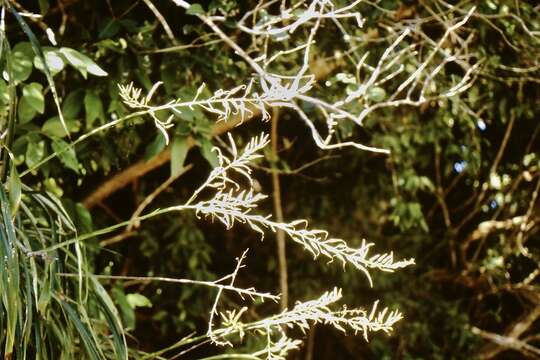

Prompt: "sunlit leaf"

[126,293,152,308]
[22,82,45,113]
[59,47,108,78]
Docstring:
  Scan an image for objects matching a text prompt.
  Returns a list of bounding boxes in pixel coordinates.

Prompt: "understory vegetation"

[0,0,539,359]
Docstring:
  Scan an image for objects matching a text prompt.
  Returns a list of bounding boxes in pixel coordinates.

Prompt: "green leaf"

[91,278,127,359]
[367,87,386,102]
[171,135,189,176]
[186,3,204,15]
[10,42,34,82]
[42,116,80,137]
[10,7,69,138]
[59,47,108,78]
[43,178,63,198]
[62,90,84,118]
[38,0,50,14]
[144,133,166,160]
[25,140,46,169]
[8,164,21,214]
[112,287,135,330]
[50,137,79,172]
[58,300,102,360]
[84,91,104,127]
[98,18,121,39]
[34,49,65,76]
[126,293,152,309]
[0,80,10,105]
[76,203,93,233]
[22,82,45,113]
[200,138,218,167]
[17,97,38,124]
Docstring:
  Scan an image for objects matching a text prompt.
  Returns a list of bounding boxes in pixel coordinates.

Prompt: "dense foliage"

[0,0,539,359]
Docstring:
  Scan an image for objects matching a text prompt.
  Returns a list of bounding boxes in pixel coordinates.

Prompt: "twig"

[304,325,316,360]
[271,107,288,311]
[142,0,177,44]
[208,249,250,346]
[456,113,515,232]
[99,230,137,247]
[127,164,193,231]
[58,271,278,301]
[473,306,540,359]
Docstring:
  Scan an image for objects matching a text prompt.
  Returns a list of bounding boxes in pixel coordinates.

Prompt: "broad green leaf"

[200,138,218,167]
[186,3,204,15]
[367,86,386,102]
[126,293,152,309]
[144,133,166,160]
[25,140,46,168]
[42,116,80,137]
[22,82,45,113]
[18,96,38,123]
[51,137,79,172]
[171,135,189,176]
[10,7,69,138]
[34,49,65,75]
[59,47,108,78]
[84,91,104,127]
[10,42,34,82]
[62,90,84,118]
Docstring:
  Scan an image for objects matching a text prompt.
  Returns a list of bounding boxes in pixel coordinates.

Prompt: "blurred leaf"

[25,140,46,169]
[42,116,80,137]
[171,135,189,176]
[62,90,84,118]
[200,138,218,167]
[144,133,166,160]
[44,178,63,197]
[98,18,121,39]
[8,164,21,214]
[50,137,79,172]
[186,3,204,15]
[84,91,104,127]
[22,82,45,113]
[17,96,38,124]
[112,287,135,330]
[58,300,102,360]
[91,278,127,359]
[126,293,152,309]
[37,0,50,14]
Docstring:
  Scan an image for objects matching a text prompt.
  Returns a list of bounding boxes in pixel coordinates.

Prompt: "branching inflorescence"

[212,287,403,358]
[115,0,484,356]
[150,131,414,353]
